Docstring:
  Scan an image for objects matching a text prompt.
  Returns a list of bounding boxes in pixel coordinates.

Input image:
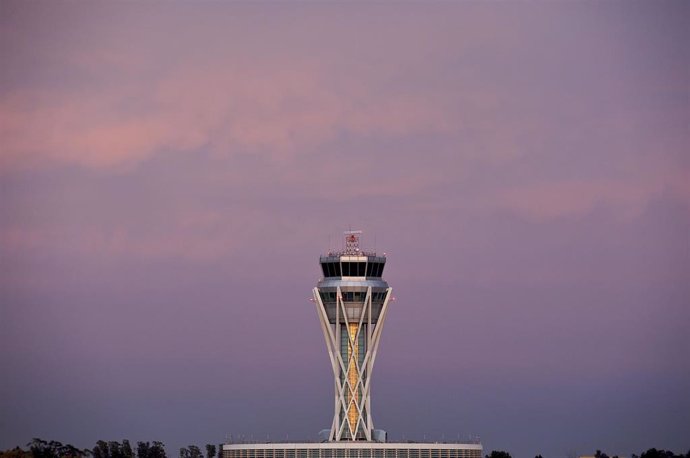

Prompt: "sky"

[0,2,689,458]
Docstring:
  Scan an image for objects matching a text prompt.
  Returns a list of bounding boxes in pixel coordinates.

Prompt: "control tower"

[222,229,482,458]
[312,231,392,442]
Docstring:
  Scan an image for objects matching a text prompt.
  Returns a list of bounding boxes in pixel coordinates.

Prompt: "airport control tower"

[223,230,482,458]
[312,231,392,442]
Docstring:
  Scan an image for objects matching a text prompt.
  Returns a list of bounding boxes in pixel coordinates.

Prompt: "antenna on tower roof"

[343,230,363,255]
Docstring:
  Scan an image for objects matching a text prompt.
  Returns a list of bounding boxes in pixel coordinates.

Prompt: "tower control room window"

[321,264,329,277]
[356,262,366,276]
[366,262,374,277]
[341,262,350,276]
[369,263,379,277]
[333,262,341,276]
[376,263,385,277]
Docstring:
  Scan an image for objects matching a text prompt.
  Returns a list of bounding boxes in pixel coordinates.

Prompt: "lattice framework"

[313,286,392,441]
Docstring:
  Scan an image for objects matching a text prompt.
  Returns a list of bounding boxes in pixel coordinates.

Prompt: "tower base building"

[223,232,481,458]
[223,442,482,458]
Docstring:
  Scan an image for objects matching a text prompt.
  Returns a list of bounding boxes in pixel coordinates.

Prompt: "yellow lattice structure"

[347,323,360,433]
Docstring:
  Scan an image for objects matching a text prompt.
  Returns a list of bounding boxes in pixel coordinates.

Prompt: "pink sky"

[1,2,688,458]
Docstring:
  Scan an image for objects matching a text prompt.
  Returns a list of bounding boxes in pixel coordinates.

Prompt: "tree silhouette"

[485,451,512,458]
[122,442,133,458]
[137,442,150,458]
[596,450,610,458]
[94,441,110,458]
[150,442,166,458]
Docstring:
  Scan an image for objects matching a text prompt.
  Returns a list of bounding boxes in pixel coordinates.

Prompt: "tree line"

[484,449,690,458]
[0,439,224,458]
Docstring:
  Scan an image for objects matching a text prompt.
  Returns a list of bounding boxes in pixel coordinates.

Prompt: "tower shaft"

[313,285,391,441]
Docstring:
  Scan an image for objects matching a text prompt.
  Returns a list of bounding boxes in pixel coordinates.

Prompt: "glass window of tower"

[356,262,366,276]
